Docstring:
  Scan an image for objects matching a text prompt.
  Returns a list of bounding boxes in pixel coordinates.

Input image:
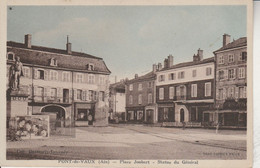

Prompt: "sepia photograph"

[0,0,253,167]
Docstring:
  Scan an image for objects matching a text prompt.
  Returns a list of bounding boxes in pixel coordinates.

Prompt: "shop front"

[74,102,95,126]
[126,106,145,123]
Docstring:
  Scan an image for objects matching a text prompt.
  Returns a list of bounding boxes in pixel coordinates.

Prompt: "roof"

[126,71,156,84]
[214,37,247,53]
[159,57,215,71]
[7,41,111,74]
[110,81,125,90]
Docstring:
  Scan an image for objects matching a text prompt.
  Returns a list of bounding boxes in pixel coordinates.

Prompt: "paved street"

[7,124,247,160]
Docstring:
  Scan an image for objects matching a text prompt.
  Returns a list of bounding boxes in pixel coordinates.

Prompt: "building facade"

[109,80,126,122]
[6,34,111,127]
[204,34,247,127]
[156,51,215,127]
[125,68,157,124]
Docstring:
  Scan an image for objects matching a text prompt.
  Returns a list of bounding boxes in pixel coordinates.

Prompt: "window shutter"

[73,89,77,100]
[244,86,247,98]
[224,70,228,79]
[216,89,219,100]
[69,89,72,102]
[85,90,89,101]
[58,88,62,101]
[195,85,197,97]
[44,70,48,80]
[216,71,219,81]
[233,68,237,79]
[82,90,86,101]
[223,88,226,99]
[33,85,37,97]
[235,87,239,99]
[176,86,180,96]
[34,69,38,79]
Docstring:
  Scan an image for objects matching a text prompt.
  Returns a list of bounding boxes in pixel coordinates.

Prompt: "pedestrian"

[182,121,186,130]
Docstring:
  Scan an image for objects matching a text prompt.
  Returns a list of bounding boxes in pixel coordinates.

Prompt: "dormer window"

[86,63,94,71]
[7,52,15,60]
[50,58,58,66]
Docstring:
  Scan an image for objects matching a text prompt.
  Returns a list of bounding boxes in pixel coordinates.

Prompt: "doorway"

[180,108,185,122]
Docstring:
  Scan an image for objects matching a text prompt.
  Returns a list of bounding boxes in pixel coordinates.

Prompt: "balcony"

[176,95,186,101]
[33,96,71,104]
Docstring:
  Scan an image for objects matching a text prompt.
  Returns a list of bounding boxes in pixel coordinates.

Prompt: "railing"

[33,96,71,104]
[176,95,186,101]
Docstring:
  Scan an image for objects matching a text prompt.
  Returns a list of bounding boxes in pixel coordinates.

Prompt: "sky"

[7,6,246,82]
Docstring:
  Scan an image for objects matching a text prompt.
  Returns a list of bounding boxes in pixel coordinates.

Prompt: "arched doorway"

[41,105,66,127]
[180,108,185,122]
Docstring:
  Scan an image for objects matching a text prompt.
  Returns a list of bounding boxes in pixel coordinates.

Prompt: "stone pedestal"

[7,88,29,118]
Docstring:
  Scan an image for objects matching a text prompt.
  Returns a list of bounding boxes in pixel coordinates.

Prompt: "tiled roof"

[160,57,215,71]
[126,71,156,84]
[214,37,247,53]
[110,81,125,90]
[7,41,111,74]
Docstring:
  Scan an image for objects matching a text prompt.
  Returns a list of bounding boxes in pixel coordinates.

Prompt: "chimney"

[135,74,138,79]
[164,58,168,68]
[197,48,203,61]
[25,34,32,48]
[223,34,231,46]
[66,35,72,54]
[152,64,157,72]
[168,54,173,67]
[158,63,162,71]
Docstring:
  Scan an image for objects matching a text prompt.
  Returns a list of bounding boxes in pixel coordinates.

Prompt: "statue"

[9,56,24,90]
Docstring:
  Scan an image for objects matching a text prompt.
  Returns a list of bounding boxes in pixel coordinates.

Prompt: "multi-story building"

[125,67,157,123]
[204,34,247,127]
[109,80,126,122]
[156,51,215,126]
[6,34,111,127]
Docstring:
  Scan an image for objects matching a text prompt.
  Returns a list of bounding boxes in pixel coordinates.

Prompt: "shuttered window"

[205,82,211,97]
[191,84,197,97]
[159,88,164,100]
[169,87,175,99]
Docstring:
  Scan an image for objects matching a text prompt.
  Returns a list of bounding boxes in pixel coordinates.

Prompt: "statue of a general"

[9,56,24,90]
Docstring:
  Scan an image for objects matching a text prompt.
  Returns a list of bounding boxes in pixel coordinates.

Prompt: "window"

[89,90,94,100]
[206,67,212,76]
[23,67,30,78]
[178,71,185,79]
[218,55,224,64]
[219,70,224,80]
[158,75,165,82]
[228,87,235,98]
[138,83,142,91]
[99,76,105,84]
[191,84,197,97]
[50,88,57,99]
[228,54,234,62]
[240,52,247,61]
[62,72,70,82]
[238,67,245,78]
[138,94,142,104]
[7,53,14,60]
[159,88,164,100]
[148,93,152,104]
[77,90,82,100]
[37,87,44,96]
[137,111,143,120]
[192,70,196,77]
[169,73,176,80]
[76,73,83,83]
[128,111,134,120]
[228,69,235,79]
[148,82,152,88]
[86,64,94,71]
[129,95,133,104]
[169,86,175,99]
[50,58,58,66]
[129,84,133,91]
[219,89,224,100]
[37,70,44,80]
[99,91,105,101]
[88,75,95,84]
[205,82,211,97]
[50,70,58,81]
